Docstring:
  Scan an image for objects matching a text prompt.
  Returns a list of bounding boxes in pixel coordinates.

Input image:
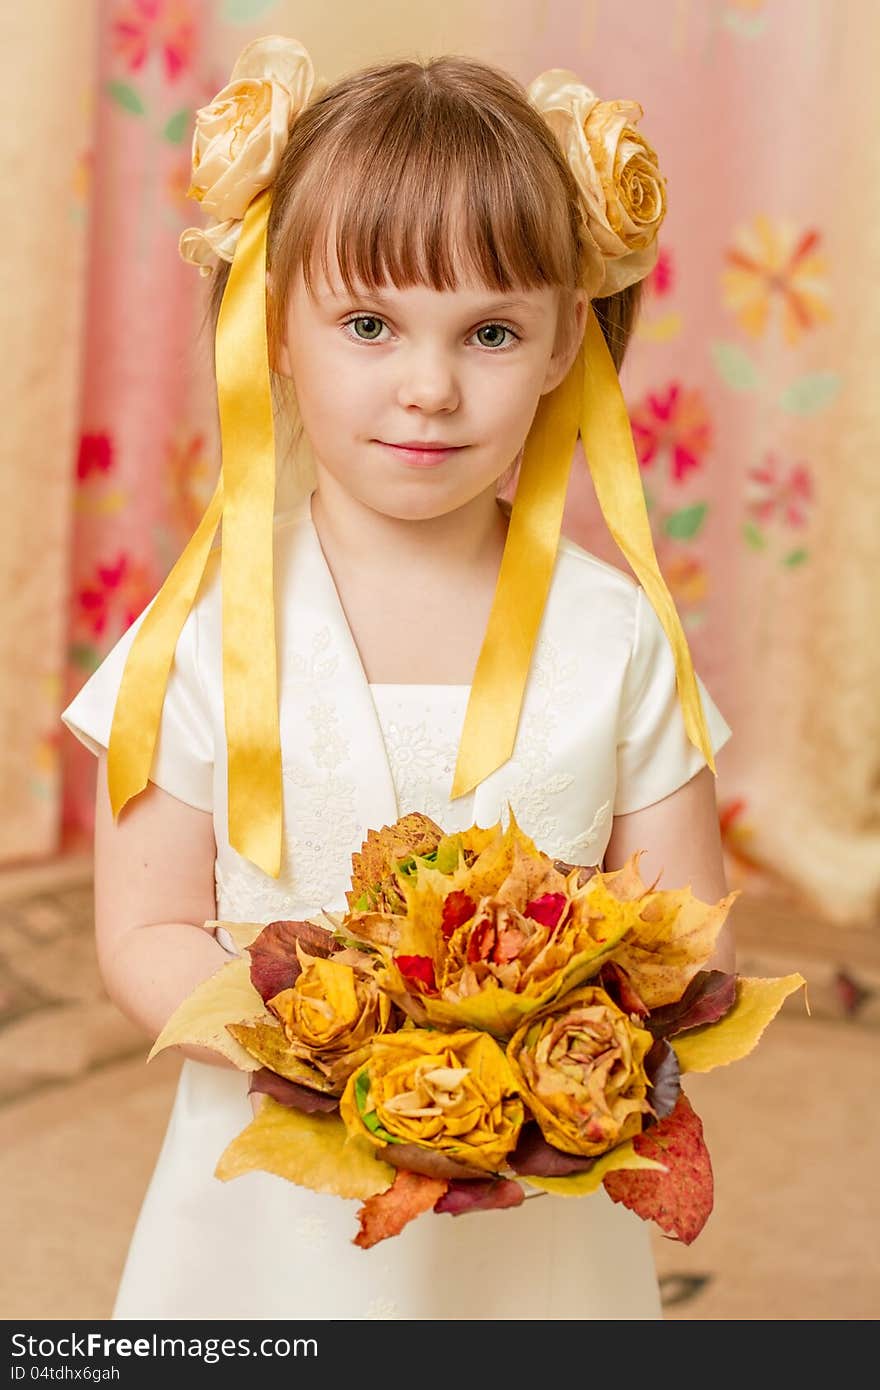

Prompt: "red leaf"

[508,1122,594,1177]
[599,960,650,1019]
[602,1092,713,1244]
[646,970,737,1038]
[525,892,568,929]
[394,954,438,995]
[247,919,334,1003]
[248,1068,338,1114]
[434,1178,525,1216]
[644,1039,681,1120]
[354,1169,448,1248]
[466,918,495,964]
[441,891,477,938]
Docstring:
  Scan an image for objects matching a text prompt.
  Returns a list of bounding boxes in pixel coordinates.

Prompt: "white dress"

[61,492,732,1321]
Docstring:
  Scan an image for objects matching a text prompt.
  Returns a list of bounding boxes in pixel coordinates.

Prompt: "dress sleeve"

[613,586,733,816]
[60,594,214,813]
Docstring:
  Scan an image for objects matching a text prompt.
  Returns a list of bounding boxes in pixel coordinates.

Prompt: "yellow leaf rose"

[340,1029,524,1173]
[230,955,394,1093]
[507,986,654,1156]
[527,68,667,295]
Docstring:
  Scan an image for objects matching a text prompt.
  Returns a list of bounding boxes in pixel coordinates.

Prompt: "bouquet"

[150,811,806,1248]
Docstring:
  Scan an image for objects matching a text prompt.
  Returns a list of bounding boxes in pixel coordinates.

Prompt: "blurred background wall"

[2,0,877,926]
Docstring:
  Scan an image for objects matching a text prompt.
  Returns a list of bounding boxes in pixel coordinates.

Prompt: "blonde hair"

[200,54,643,503]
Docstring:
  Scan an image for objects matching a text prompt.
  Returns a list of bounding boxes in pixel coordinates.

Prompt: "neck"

[309,469,509,581]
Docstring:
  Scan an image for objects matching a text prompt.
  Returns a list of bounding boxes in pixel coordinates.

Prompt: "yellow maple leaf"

[147,957,267,1069]
[215,1097,395,1198]
[610,877,741,1008]
[672,974,807,1073]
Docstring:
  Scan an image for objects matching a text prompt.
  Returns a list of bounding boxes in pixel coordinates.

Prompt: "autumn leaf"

[215,1096,394,1198]
[672,974,807,1073]
[434,1178,525,1216]
[247,918,334,1003]
[518,1138,665,1196]
[147,957,266,1068]
[248,1068,338,1113]
[610,878,741,1008]
[646,969,737,1038]
[603,1092,713,1244]
[354,1168,448,1248]
[508,1122,594,1177]
[347,813,445,909]
[226,1020,340,1092]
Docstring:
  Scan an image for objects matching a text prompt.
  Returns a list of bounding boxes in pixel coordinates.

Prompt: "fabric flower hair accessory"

[179,35,326,274]
[527,69,667,297]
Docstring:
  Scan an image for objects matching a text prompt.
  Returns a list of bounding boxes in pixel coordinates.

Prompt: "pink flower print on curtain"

[746,455,813,531]
[629,382,713,484]
[111,0,197,82]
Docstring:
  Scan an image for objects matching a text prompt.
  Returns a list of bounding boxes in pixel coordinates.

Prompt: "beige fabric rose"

[179,35,325,271]
[527,68,667,297]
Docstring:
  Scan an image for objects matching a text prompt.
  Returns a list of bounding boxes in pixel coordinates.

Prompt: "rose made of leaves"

[229,953,394,1094]
[340,1028,524,1174]
[506,984,654,1156]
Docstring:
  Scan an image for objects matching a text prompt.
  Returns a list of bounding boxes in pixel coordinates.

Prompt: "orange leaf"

[354,1169,448,1248]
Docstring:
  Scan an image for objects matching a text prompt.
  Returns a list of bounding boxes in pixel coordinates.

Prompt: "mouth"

[376,440,466,468]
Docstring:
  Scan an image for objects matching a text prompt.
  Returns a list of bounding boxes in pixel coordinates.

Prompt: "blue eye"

[346,315,386,341]
[474,323,517,349]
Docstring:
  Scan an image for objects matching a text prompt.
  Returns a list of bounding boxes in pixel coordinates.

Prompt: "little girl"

[62,37,734,1321]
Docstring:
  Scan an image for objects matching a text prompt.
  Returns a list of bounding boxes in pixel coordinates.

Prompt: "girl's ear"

[541,289,588,396]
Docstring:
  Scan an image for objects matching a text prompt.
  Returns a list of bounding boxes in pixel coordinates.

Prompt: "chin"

[366,482,496,524]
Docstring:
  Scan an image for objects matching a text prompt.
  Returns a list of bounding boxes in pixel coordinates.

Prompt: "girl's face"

[275,241,586,523]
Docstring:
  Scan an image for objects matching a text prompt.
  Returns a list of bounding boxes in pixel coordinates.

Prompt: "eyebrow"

[320,286,540,314]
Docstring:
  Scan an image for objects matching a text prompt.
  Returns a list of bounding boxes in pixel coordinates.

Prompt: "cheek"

[289,339,367,436]
[475,359,549,435]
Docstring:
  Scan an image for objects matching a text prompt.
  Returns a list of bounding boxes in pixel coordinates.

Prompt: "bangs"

[269,60,583,300]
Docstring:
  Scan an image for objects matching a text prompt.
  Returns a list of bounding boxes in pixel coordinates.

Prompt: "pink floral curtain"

[35,0,876,922]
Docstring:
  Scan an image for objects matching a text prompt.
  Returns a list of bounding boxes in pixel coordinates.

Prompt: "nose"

[394,345,460,413]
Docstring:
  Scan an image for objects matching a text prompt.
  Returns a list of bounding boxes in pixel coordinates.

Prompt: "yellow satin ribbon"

[452,303,715,797]
[108,189,283,878]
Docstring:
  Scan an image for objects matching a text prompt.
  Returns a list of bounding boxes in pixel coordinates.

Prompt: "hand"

[248,1086,264,1120]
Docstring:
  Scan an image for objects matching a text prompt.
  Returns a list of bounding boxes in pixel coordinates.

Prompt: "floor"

[1,852,879,1321]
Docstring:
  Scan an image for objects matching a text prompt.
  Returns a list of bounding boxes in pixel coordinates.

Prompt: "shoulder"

[555,534,639,598]
[544,533,639,642]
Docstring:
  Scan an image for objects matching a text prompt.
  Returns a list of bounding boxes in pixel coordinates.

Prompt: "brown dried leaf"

[347,814,445,909]
[227,1020,339,1092]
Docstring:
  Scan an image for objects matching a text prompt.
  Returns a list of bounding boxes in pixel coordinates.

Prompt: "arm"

[93,749,237,1070]
[602,764,737,974]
